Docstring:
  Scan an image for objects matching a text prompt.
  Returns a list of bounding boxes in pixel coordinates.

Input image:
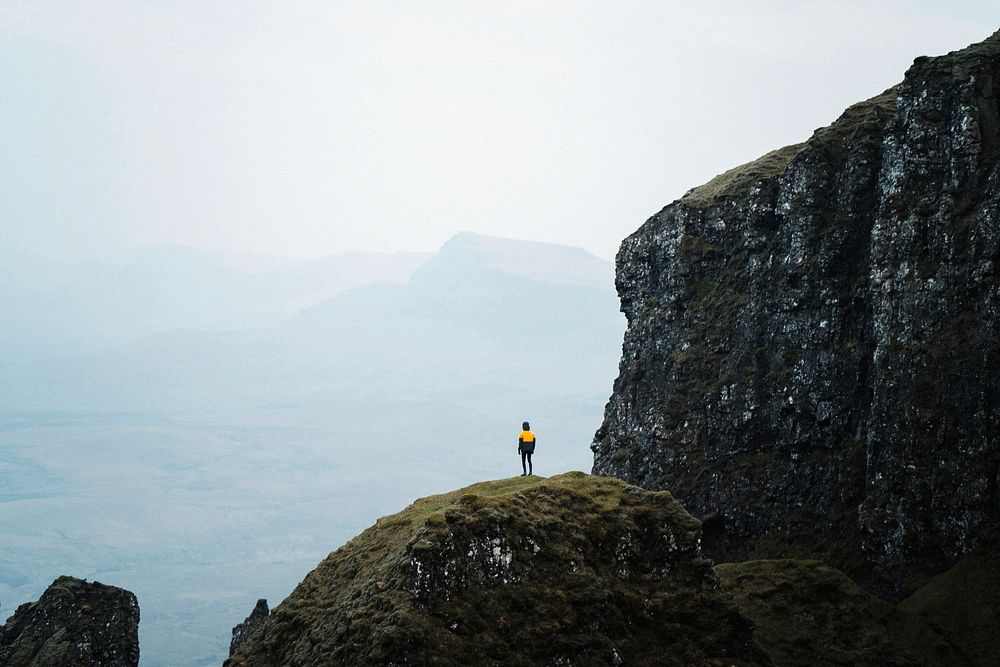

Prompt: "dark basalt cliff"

[0,576,140,667]
[230,599,270,657]
[225,473,763,667]
[592,31,1000,594]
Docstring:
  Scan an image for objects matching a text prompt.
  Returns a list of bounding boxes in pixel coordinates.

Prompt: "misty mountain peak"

[421,231,614,289]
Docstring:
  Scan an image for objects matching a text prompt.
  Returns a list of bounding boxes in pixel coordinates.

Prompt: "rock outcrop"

[0,576,139,667]
[592,31,1000,595]
[226,473,763,666]
[230,599,269,657]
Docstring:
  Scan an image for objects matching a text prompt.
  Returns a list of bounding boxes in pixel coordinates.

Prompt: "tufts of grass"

[680,143,804,209]
[227,472,765,667]
[680,86,897,211]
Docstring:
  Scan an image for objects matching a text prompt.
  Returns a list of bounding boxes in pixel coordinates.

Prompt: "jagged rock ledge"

[230,599,269,657]
[0,576,139,667]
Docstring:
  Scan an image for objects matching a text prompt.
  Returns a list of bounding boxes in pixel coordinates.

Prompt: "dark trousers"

[521,450,533,474]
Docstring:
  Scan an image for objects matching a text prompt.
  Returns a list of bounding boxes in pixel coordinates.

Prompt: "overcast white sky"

[1,1,996,262]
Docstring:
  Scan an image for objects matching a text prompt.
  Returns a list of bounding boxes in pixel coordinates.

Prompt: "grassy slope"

[228,472,764,667]
[720,541,1000,667]
[679,87,896,209]
[225,473,1000,666]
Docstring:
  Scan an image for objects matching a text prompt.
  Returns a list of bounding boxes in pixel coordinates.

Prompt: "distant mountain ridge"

[423,231,614,289]
[1,232,622,412]
[0,243,430,362]
[1,232,625,665]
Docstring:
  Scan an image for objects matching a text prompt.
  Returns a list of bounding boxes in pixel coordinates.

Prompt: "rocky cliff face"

[226,473,762,667]
[592,31,1000,594]
[230,599,269,657]
[0,576,139,667]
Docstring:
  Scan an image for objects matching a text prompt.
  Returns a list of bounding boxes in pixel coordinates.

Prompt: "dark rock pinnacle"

[230,599,269,657]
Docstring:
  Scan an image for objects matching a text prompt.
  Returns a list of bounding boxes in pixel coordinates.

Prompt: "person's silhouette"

[518,421,536,476]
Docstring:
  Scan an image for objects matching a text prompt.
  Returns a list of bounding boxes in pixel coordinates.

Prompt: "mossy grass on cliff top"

[912,28,1000,80]
[680,87,895,210]
[679,143,804,209]
[679,30,1000,212]
[397,470,694,522]
[365,472,699,563]
[227,472,763,667]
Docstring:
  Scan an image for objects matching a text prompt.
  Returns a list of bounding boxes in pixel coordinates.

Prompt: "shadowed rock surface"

[0,576,139,667]
[225,472,763,667]
[897,524,1000,666]
[717,525,1000,667]
[592,30,1000,596]
[719,559,958,666]
[230,599,269,657]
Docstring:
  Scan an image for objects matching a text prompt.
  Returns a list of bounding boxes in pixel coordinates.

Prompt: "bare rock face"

[230,599,269,656]
[226,473,762,666]
[0,576,139,667]
[592,31,1000,595]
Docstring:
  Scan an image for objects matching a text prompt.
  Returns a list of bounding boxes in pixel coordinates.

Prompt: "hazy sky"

[2,2,996,262]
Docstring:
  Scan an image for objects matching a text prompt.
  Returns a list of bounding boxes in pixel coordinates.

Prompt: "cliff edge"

[592,30,1000,595]
[0,576,139,667]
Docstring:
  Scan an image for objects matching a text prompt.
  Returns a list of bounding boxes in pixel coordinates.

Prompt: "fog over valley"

[0,233,624,666]
[4,4,998,666]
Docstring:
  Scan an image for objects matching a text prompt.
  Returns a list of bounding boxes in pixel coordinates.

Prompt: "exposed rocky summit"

[0,576,139,667]
[230,599,269,656]
[226,473,762,666]
[592,31,1000,594]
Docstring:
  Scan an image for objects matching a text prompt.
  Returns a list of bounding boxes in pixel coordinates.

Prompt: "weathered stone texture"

[0,576,140,667]
[230,599,269,657]
[592,31,1000,594]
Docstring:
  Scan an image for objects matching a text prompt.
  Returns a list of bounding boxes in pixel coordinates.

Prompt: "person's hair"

[522,421,530,430]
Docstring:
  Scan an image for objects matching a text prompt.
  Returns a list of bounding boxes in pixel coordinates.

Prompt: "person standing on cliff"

[518,421,536,476]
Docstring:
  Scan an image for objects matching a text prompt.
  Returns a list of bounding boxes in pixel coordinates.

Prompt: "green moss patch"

[679,86,897,210]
